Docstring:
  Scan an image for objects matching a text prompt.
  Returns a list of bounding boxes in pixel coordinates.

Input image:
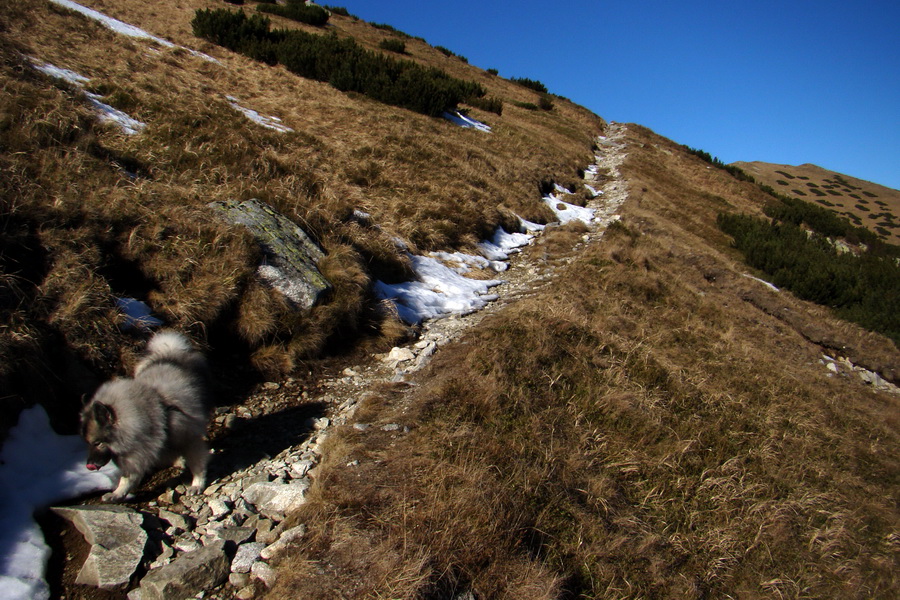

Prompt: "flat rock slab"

[52,505,147,590]
[241,480,310,519]
[209,198,331,309]
[136,539,231,600]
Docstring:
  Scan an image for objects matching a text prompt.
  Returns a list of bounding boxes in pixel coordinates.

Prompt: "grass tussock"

[272,126,900,599]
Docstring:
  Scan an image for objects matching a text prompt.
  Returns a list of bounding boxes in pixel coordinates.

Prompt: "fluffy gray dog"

[80,330,212,502]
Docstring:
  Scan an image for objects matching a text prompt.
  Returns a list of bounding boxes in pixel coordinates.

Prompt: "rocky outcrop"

[209,198,331,309]
[133,539,232,600]
[52,505,148,590]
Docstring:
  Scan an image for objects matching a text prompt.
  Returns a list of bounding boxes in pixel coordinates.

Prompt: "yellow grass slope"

[273,125,900,599]
[732,161,900,243]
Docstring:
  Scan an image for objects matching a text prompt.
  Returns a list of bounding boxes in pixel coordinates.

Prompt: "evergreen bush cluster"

[378,38,407,54]
[192,9,485,117]
[257,0,330,26]
[682,146,755,182]
[510,77,548,93]
[466,95,503,115]
[717,208,900,344]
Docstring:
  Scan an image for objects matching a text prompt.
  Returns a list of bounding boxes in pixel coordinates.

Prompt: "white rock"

[384,347,415,363]
[241,481,310,519]
[251,561,277,588]
[231,542,266,573]
[259,524,307,560]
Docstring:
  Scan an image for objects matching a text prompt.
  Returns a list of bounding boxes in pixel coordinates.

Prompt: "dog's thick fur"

[80,330,212,502]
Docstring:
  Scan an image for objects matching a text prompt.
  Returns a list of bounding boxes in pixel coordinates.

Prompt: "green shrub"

[372,22,410,37]
[467,95,503,115]
[682,146,756,183]
[192,9,484,117]
[791,189,807,196]
[776,180,789,186]
[538,94,554,111]
[379,38,406,54]
[510,77,548,93]
[487,68,499,76]
[717,212,900,343]
[514,101,538,111]
[257,1,330,26]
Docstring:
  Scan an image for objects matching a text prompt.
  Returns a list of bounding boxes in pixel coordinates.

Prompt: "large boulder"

[136,539,232,600]
[210,199,331,309]
[52,505,148,590]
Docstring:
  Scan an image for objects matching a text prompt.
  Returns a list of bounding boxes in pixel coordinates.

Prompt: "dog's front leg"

[102,475,135,502]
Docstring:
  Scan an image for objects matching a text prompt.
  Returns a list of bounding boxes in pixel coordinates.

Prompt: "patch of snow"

[743,274,780,292]
[29,58,146,135]
[116,297,163,330]
[584,184,602,198]
[0,406,118,600]
[431,251,504,273]
[226,96,294,133]
[375,253,503,324]
[442,111,492,133]
[477,226,533,261]
[49,0,175,47]
[28,61,89,86]
[543,193,595,225]
[84,93,146,135]
[48,0,219,63]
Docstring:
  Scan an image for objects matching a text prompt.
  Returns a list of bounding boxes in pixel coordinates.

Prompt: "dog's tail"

[146,330,195,358]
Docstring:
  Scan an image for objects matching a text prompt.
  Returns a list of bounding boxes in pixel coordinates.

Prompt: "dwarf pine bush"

[510,77,547,93]
[379,38,407,54]
[717,208,900,343]
[257,1,330,26]
[192,9,485,117]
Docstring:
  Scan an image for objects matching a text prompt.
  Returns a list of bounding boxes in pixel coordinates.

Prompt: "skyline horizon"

[343,1,900,191]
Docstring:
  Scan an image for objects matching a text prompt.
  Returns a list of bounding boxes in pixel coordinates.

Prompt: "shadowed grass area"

[0,0,602,427]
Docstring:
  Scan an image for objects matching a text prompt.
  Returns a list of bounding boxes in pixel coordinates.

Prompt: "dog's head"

[80,401,116,471]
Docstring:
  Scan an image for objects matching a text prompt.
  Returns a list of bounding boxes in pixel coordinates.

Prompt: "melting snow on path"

[226,96,294,133]
[376,222,539,323]
[48,0,218,63]
[29,58,146,135]
[0,407,118,600]
[443,111,492,132]
[543,184,596,225]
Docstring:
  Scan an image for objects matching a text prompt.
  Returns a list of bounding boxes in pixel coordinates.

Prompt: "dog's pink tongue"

[86,463,99,471]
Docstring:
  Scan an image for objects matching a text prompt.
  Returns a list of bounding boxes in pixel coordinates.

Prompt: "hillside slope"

[271,125,900,599]
[0,0,602,434]
[732,161,900,243]
[2,2,899,600]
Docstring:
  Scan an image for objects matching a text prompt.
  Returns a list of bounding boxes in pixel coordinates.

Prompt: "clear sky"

[342,1,899,190]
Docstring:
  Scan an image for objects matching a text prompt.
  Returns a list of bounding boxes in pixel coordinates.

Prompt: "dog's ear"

[92,402,116,426]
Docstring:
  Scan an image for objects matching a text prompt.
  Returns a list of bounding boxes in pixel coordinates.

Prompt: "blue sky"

[343,1,899,190]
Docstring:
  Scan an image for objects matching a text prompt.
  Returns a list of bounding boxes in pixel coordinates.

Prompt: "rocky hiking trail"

[45,124,631,600]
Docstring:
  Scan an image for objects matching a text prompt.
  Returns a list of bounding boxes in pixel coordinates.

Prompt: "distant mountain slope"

[732,161,900,243]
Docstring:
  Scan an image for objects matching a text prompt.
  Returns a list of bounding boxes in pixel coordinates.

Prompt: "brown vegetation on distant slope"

[732,161,900,243]
[271,125,900,599]
[0,0,602,431]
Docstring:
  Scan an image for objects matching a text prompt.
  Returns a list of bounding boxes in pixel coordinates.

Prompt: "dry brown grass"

[1,0,603,427]
[270,126,900,599]
[733,161,900,243]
